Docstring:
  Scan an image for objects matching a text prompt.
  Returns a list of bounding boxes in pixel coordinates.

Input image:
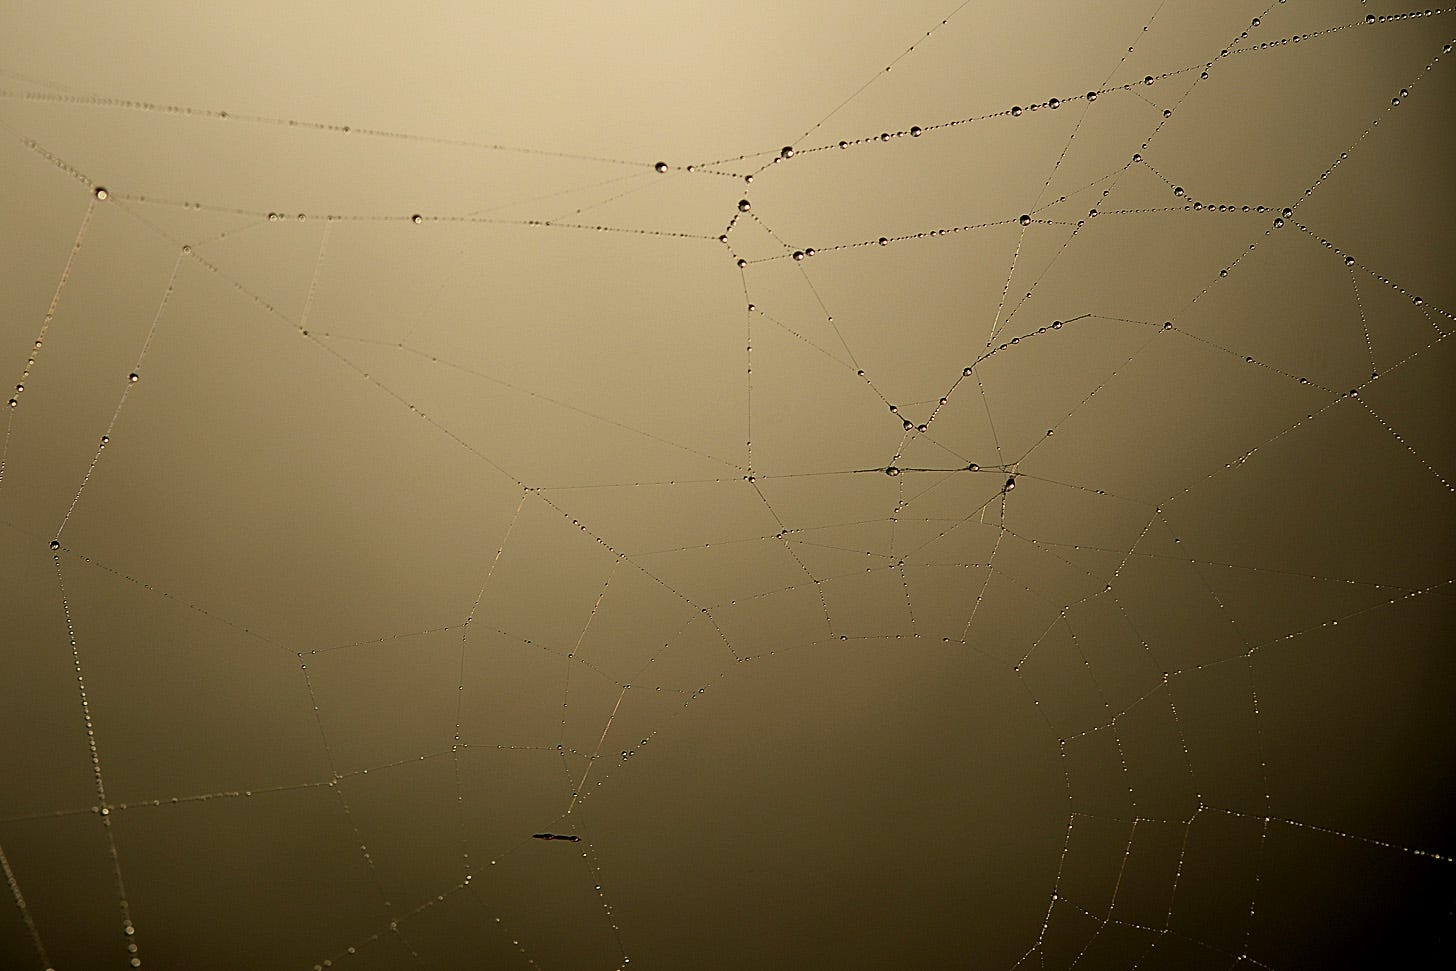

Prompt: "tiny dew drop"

[1345,255,1355,266]
[1010,106,1022,117]
[885,466,900,477]
[780,146,794,159]
[737,199,751,213]
[1048,97,1060,109]
[128,372,139,383]
[654,161,668,173]
[1087,91,1098,101]
[411,214,422,224]
[1019,214,1031,226]
[1004,477,1016,491]
[50,540,60,550]
[910,126,922,137]
[94,186,109,200]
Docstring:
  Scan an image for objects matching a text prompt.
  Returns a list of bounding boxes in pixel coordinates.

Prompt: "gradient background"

[1,1,1453,968]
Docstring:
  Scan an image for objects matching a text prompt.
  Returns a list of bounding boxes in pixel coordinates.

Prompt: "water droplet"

[1344,256,1355,266]
[411,214,422,224]
[1019,214,1031,226]
[779,146,794,160]
[804,247,815,257]
[1273,217,1284,228]
[885,466,900,476]
[654,161,668,173]
[1145,75,1155,85]
[50,540,60,550]
[737,199,751,213]
[838,140,849,149]
[1048,98,1060,109]
[100,435,109,446]
[1051,320,1062,329]
[1010,106,1022,117]
[1163,109,1172,118]
[1413,295,1424,305]
[967,463,979,472]
[910,126,922,137]
[736,259,747,268]
[94,186,109,200]
[877,236,888,246]
[792,250,805,261]
[1004,477,1016,491]
[128,373,139,383]
[1087,91,1098,102]
[1173,186,1185,197]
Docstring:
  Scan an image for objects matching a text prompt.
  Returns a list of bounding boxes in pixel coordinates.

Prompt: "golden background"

[1,1,1452,967]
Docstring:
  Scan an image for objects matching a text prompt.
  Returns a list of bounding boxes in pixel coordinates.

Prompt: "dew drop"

[50,540,60,550]
[1048,98,1060,109]
[1087,91,1098,101]
[910,126,922,137]
[1173,186,1185,197]
[94,186,109,200]
[128,372,139,383]
[411,214,422,224]
[838,140,849,149]
[736,258,747,268]
[792,250,805,261]
[885,466,900,477]
[654,161,668,173]
[1004,477,1016,491]
[1010,106,1022,117]
[1344,256,1355,266]
[737,199,751,213]
[1019,214,1031,226]
[1273,217,1284,228]
[878,236,888,246]
[967,463,979,472]
[780,146,794,159]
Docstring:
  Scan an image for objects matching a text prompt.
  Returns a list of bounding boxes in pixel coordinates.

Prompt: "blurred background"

[0,1,1452,967]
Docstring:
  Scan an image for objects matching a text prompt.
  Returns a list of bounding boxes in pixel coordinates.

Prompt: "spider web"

[1,0,1453,968]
